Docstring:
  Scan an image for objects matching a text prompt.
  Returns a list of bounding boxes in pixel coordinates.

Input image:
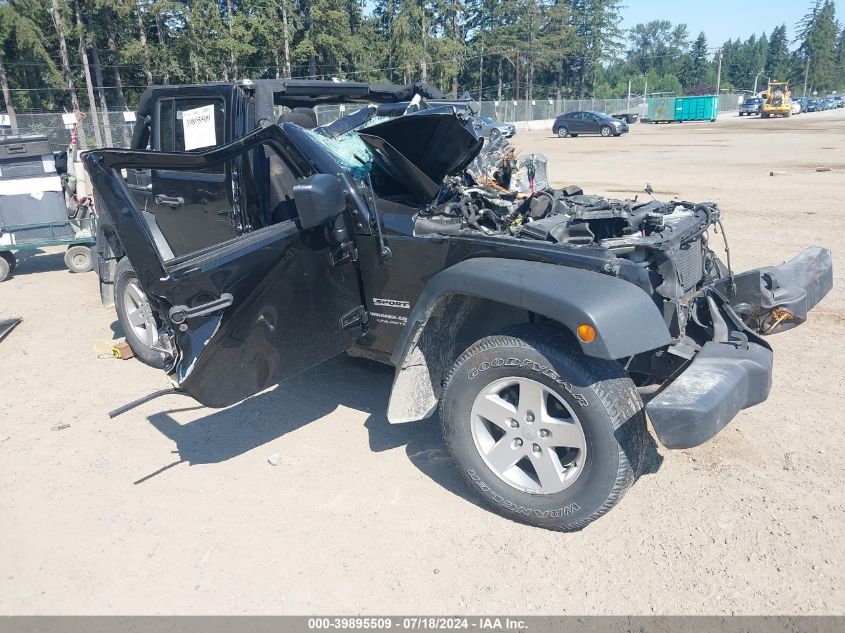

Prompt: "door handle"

[169,293,233,328]
[154,194,184,208]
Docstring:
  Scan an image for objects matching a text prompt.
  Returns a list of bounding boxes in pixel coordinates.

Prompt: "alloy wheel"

[470,377,587,494]
[123,279,158,346]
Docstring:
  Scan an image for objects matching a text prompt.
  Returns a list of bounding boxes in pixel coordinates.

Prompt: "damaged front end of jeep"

[319,105,832,449]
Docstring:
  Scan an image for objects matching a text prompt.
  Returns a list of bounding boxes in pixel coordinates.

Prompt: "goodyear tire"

[114,257,168,369]
[440,326,645,531]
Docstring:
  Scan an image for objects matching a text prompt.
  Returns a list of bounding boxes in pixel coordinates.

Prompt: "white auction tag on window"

[0,114,10,126]
[123,111,136,123]
[181,104,216,151]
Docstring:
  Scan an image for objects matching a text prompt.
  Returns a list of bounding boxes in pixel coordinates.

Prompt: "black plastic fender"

[386,257,672,423]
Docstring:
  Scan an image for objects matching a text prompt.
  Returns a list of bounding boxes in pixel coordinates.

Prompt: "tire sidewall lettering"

[467,469,582,518]
[467,356,588,407]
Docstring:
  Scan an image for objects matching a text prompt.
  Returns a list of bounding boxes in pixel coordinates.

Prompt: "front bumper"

[647,341,772,449]
[646,246,833,449]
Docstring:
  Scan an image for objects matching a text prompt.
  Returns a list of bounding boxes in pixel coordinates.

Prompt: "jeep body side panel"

[386,257,672,423]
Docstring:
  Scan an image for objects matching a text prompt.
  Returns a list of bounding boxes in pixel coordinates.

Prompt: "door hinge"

[340,305,368,330]
[331,241,358,266]
[169,293,234,330]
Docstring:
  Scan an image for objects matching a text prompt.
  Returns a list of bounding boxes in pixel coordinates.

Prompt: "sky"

[619,0,845,48]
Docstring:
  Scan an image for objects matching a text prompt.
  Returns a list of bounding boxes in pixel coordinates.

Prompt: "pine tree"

[569,0,624,97]
[766,25,790,80]
[797,0,839,92]
[679,32,710,90]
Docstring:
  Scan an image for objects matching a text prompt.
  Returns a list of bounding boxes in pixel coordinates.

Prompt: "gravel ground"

[0,108,843,615]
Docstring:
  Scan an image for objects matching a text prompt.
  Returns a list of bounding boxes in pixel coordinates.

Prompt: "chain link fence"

[4,94,743,150]
[1,111,136,149]
[315,95,742,126]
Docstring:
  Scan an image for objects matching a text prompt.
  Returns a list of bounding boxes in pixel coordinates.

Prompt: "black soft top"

[134,79,446,121]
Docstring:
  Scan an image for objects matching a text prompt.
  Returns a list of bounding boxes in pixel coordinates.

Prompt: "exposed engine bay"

[421,144,725,299]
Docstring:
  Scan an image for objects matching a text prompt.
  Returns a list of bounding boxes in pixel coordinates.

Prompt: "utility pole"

[715,48,723,97]
[803,56,810,96]
[515,50,520,101]
[626,79,631,112]
[478,44,483,105]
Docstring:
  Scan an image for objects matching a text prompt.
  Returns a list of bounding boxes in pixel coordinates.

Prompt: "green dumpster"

[647,95,720,123]
[647,97,677,123]
[676,95,719,122]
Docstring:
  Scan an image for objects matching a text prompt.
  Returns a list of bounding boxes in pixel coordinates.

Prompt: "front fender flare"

[387,257,671,423]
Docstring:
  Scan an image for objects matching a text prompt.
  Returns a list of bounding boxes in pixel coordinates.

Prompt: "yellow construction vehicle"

[761,81,792,118]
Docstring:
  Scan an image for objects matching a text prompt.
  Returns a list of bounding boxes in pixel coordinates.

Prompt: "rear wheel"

[600,125,612,137]
[64,245,92,273]
[556,126,568,138]
[440,326,645,531]
[114,257,167,369]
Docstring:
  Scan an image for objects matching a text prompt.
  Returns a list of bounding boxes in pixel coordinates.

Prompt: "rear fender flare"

[386,257,672,423]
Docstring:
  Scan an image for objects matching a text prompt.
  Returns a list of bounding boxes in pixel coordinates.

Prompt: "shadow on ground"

[5,251,70,277]
[140,354,663,505]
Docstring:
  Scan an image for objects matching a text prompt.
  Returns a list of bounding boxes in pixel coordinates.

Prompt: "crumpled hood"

[362,106,483,185]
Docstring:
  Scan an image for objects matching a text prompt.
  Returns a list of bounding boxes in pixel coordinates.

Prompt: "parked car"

[739,97,763,116]
[473,116,516,138]
[86,79,831,531]
[832,96,844,108]
[791,100,802,115]
[552,111,629,138]
[805,99,819,112]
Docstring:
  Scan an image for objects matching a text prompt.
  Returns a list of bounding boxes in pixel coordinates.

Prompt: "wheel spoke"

[517,380,545,419]
[126,282,145,305]
[542,417,586,452]
[127,307,146,327]
[473,393,517,430]
[140,325,156,345]
[531,448,564,489]
[484,438,523,473]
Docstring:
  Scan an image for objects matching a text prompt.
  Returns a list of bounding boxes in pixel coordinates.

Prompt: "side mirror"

[293,173,346,230]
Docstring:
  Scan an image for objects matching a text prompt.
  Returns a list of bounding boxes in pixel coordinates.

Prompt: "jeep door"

[85,125,365,408]
[127,95,239,255]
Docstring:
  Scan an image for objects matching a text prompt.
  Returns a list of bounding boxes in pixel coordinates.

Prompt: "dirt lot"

[1,109,843,615]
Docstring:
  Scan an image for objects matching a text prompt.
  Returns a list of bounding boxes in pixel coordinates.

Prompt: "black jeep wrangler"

[86,79,832,530]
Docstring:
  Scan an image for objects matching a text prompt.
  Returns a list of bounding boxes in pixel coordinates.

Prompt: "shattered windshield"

[302,108,398,182]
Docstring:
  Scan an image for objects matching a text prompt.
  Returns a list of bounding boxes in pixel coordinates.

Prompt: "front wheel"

[440,326,645,531]
[556,126,568,138]
[600,125,613,137]
[114,257,168,369]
